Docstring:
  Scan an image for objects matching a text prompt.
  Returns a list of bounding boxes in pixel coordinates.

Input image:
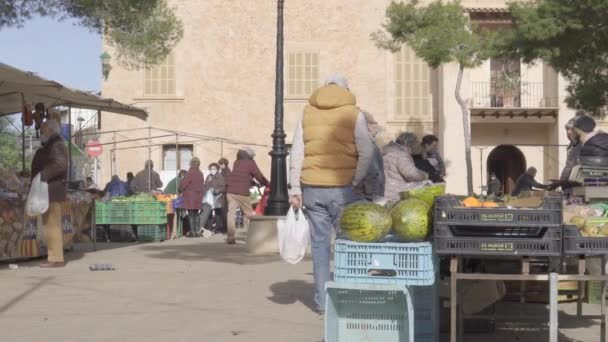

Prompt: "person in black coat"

[572,115,608,159]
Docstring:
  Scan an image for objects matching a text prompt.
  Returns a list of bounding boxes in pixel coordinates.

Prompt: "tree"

[372,0,500,195]
[0,118,22,171]
[0,0,183,68]
[507,0,608,116]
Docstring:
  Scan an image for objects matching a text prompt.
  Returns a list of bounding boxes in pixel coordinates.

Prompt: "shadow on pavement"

[138,241,283,265]
[0,276,53,314]
[267,280,316,313]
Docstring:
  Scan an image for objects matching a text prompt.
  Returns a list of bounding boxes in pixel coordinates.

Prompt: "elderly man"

[289,74,375,314]
[131,160,163,193]
[31,120,68,268]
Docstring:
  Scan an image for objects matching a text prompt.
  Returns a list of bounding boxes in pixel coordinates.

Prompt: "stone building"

[100,0,607,195]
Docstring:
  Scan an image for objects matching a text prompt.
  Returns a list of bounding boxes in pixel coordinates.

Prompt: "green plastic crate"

[95,202,133,225]
[325,282,414,342]
[586,281,608,304]
[137,225,166,242]
[133,202,167,224]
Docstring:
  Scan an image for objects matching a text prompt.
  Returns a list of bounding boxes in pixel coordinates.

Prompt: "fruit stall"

[326,182,608,342]
[94,193,170,243]
[0,166,96,261]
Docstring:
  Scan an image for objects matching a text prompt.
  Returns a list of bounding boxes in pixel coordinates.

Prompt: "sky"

[0,16,101,92]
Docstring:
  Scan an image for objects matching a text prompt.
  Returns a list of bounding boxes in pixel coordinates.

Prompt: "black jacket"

[511,173,547,196]
[581,132,608,158]
[412,154,444,183]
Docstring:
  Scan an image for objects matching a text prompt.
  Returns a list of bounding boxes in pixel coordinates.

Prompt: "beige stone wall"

[100,0,575,196]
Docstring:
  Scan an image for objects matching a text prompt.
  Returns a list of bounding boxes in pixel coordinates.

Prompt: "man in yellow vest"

[289,74,375,313]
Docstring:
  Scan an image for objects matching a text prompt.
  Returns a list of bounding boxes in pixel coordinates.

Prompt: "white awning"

[0,63,147,120]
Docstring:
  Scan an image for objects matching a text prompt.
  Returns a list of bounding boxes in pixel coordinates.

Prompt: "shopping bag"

[26,173,49,217]
[254,187,271,215]
[277,206,310,264]
[203,188,215,206]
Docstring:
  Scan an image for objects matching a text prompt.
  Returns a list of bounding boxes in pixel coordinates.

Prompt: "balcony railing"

[471,82,558,109]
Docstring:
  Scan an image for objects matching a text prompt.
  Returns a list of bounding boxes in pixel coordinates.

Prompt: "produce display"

[340,202,392,242]
[111,193,157,202]
[400,183,446,206]
[0,199,25,259]
[569,217,608,237]
[390,198,431,242]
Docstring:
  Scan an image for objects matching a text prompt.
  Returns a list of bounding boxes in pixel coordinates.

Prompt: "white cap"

[324,73,349,89]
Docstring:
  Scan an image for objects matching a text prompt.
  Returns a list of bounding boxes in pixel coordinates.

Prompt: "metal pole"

[94,158,98,186]
[265,0,289,216]
[112,132,117,176]
[21,112,25,172]
[68,106,72,181]
[148,127,152,192]
[175,134,179,193]
[549,272,559,342]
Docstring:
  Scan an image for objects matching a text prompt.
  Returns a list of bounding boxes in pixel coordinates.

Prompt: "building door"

[487,145,526,195]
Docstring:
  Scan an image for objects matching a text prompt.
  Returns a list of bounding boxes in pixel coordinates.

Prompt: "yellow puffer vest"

[301,84,358,186]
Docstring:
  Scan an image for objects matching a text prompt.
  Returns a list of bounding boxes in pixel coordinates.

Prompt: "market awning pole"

[68,106,72,182]
[175,134,179,193]
[21,109,25,172]
[112,133,117,176]
[148,127,151,192]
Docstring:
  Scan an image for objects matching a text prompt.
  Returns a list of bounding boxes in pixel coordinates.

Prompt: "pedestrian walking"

[288,74,375,314]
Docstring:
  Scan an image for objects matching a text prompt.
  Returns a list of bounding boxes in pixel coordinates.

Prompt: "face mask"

[210,169,218,175]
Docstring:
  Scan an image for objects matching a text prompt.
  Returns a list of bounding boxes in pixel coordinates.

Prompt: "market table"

[0,191,94,261]
[449,256,608,342]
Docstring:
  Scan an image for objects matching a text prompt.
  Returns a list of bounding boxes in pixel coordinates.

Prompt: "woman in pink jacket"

[180,157,205,237]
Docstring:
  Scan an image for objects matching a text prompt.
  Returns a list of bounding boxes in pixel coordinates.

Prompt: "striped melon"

[340,202,392,242]
[390,198,432,242]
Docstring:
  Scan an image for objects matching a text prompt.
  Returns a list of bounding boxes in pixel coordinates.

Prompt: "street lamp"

[265,0,290,216]
[100,52,112,80]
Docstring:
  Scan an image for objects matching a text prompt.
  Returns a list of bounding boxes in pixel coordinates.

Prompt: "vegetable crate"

[409,284,439,342]
[434,223,562,257]
[563,223,608,256]
[132,202,167,225]
[334,239,435,286]
[137,225,166,242]
[95,202,133,225]
[325,282,415,342]
[434,195,562,229]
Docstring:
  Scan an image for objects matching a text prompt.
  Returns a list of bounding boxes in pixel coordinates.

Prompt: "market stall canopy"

[0,63,147,120]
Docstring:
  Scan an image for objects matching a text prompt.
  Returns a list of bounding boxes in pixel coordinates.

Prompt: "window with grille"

[394,46,432,120]
[162,144,193,171]
[144,54,176,96]
[286,52,320,98]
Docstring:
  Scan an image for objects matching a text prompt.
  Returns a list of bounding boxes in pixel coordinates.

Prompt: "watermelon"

[340,202,392,242]
[400,183,446,207]
[390,198,432,242]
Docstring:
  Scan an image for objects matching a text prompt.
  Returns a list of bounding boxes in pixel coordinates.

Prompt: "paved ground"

[0,235,603,342]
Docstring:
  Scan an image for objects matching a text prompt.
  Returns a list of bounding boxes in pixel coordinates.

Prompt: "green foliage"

[507,0,608,115]
[0,118,22,171]
[0,0,183,69]
[373,0,501,69]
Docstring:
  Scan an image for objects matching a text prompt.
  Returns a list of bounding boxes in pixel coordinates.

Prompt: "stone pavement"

[0,236,603,342]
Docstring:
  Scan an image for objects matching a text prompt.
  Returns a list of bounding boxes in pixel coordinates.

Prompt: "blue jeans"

[303,186,357,311]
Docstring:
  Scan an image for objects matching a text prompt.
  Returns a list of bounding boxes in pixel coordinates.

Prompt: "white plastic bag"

[277,207,310,264]
[26,173,49,217]
[203,188,215,206]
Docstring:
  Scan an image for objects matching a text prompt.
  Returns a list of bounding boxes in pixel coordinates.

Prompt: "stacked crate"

[95,201,167,242]
[327,239,437,342]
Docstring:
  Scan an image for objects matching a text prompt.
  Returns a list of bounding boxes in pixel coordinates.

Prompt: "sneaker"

[201,229,213,238]
[226,238,237,245]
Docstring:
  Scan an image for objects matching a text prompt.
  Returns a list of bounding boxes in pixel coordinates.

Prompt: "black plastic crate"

[563,225,608,256]
[434,223,562,257]
[434,195,562,228]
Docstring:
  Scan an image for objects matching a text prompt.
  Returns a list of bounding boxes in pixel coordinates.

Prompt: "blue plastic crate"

[334,239,435,286]
[325,282,414,342]
[409,285,439,342]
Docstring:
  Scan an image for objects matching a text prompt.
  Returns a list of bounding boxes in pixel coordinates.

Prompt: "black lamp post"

[265,0,290,216]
